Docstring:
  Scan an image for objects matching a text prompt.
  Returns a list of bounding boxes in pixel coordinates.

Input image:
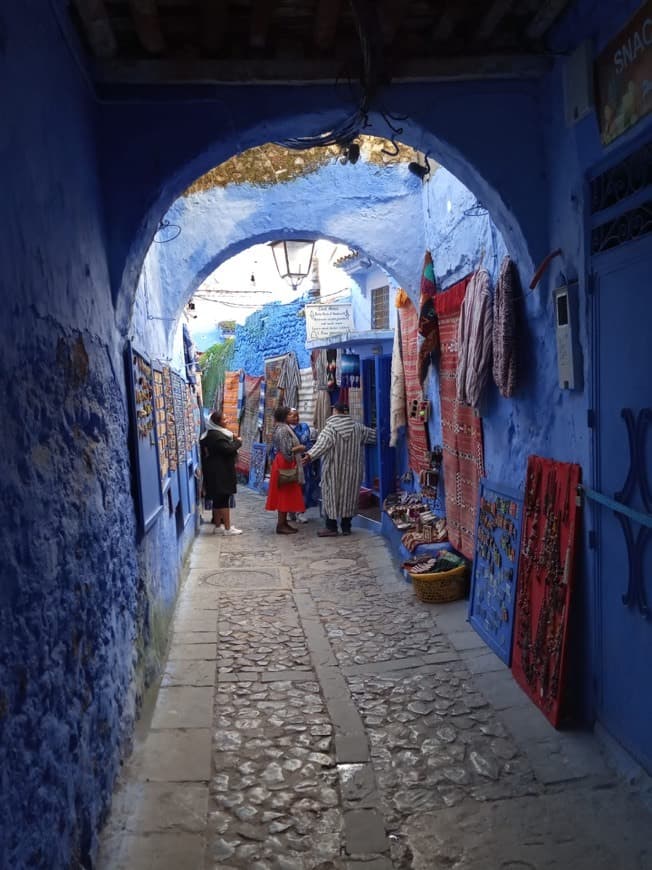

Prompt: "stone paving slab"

[166,643,217,661]
[161,659,216,688]
[150,687,214,730]
[109,782,208,833]
[404,791,652,869]
[100,832,206,870]
[171,630,218,644]
[138,729,212,782]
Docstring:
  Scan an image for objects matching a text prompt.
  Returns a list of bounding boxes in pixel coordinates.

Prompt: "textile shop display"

[397,294,431,474]
[468,480,524,665]
[263,354,287,443]
[417,251,440,387]
[456,268,493,411]
[297,367,316,425]
[312,349,332,431]
[236,375,263,476]
[222,370,241,434]
[278,351,301,408]
[512,455,582,727]
[492,255,519,398]
[389,310,407,447]
[436,275,485,560]
[248,442,268,493]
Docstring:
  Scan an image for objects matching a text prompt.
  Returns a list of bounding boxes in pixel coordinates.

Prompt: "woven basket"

[409,564,468,603]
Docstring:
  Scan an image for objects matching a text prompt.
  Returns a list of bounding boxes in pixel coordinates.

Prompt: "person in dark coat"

[200,409,243,535]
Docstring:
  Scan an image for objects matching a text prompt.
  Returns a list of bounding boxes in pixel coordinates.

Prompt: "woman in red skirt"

[265,406,306,534]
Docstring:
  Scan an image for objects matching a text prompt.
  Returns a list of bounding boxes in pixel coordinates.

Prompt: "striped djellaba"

[307,414,376,520]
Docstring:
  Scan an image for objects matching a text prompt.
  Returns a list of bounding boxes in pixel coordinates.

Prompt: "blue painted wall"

[0,5,196,866]
[230,298,310,375]
[0,5,142,867]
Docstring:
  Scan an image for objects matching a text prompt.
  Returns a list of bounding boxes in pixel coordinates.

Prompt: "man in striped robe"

[303,402,376,537]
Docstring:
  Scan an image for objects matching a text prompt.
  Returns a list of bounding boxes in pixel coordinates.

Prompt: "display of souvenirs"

[401,518,448,552]
[152,367,169,485]
[132,352,155,444]
[162,366,178,473]
[511,455,582,727]
[383,491,448,551]
[184,383,197,452]
[170,371,189,460]
[468,480,523,664]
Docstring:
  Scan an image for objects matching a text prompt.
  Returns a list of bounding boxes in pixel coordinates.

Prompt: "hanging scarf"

[200,417,233,440]
[390,310,407,447]
[492,255,518,398]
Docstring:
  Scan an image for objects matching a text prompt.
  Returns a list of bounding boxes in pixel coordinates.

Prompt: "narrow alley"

[99,491,651,870]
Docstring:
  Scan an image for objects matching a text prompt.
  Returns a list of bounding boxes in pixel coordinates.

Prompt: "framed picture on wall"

[124,342,164,535]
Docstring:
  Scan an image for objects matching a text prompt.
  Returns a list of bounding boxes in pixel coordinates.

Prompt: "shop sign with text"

[596,1,652,145]
[305,304,354,341]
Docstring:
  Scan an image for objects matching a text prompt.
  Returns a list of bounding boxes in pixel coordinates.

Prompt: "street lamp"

[270,240,315,292]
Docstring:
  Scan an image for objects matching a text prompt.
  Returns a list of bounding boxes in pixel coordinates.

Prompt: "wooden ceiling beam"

[94,53,552,85]
[313,0,342,52]
[72,0,117,58]
[250,0,273,50]
[432,6,465,42]
[129,0,167,54]
[476,0,516,42]
[379,0,404,46]
[198,0,228,55]
[526,0,571,40]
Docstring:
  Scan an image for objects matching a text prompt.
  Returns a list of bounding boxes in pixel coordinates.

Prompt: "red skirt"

[265,454,305,512]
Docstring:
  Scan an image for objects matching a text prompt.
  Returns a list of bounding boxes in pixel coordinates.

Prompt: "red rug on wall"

[436,275,485,559]
[222,371,241,434]
[236,375,263,475]
[398,296,431,475]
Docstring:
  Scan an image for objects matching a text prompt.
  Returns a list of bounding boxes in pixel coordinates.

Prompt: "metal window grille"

[371,285,389,330]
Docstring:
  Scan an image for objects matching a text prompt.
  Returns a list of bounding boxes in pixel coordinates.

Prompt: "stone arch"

[114,89,545,331]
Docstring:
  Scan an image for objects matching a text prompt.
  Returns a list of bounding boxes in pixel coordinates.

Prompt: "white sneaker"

[296,514,309,524]
[212,524,225,534]
[223,527,243,535]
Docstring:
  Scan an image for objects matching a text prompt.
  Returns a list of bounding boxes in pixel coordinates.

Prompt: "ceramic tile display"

[511,455,582,727]
[468,479,523,665]
[125,342,163,533]
[152,366,169,488]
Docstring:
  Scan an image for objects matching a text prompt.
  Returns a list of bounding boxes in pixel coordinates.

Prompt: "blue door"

[375,354,395,501]
[593,236,652,772]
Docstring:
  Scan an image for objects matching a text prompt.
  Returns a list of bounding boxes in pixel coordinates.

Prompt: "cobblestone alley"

[99,491,652,870]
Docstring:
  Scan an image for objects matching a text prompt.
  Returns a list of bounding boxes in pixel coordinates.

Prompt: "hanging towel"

[257,378,266,438]
[390,311,407,447]
[492,255,518,398]
[456,268,493,411]
[278,351,300,408]
[236,369,245,428]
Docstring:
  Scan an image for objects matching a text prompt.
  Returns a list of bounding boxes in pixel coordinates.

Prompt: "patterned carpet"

[436,275,485,559]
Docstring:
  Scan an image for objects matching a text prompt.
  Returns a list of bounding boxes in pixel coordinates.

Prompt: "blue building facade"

[1,1,651,865]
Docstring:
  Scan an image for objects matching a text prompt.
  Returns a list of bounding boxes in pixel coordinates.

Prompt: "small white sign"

[305,304,354,341]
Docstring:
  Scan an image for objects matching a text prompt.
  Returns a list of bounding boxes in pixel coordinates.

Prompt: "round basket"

[409,564,468,604]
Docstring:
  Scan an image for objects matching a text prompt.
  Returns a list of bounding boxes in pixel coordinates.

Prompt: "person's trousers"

[325,514,352,533]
